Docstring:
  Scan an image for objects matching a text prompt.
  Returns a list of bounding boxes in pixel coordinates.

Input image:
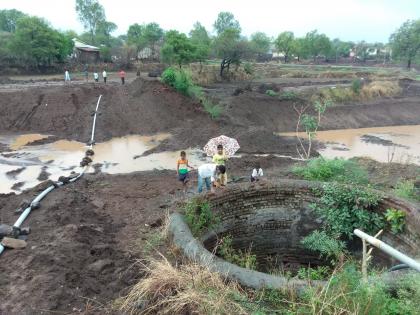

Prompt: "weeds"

[297,265,331,281]
[293,157,369,184]
[384,208,406,234]
[301,230,346,263]
[183,198,219,236]
[351,78,362,94]
[278,90,298,100]
[265,89,278,97]
[394,179,419,201]
[218,235,257,270]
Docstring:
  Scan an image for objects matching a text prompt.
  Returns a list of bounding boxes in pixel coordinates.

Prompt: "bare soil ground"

[0,73,419,314]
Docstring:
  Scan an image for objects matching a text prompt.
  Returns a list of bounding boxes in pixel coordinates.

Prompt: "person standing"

[177,151,194,193]
[93,71,99,82]
[119,69,126,85]
[197,163,225,193]
[102,70,107,83]
[212,144,228,186]
[64,69,71,83]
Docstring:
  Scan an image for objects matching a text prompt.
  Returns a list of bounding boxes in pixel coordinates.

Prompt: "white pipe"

[354,229,420,272]
[90,94,102,146]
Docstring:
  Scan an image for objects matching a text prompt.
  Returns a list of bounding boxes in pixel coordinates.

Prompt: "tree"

[355,41,370,62]
[275,31,294,63]
[75,0,105,43]
[161,30,195,67]
[213,28,242,76]
[143,22,163,58]
[127,23,146,59]
[95,20,117,46]
[250,32,271,58]
[189,22,211,63]
[304,30,331,62]
[291,37,307,61]
[213,11,241,35]
[390,19,420,68]
[0,9,26,33]
[10,16,73,68]
[331,38,353,62]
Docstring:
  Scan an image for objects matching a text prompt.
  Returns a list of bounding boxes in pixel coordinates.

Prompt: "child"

[177,151,194,192]
[251,163,264,182]
[102,70,107,83]
[212,144,228,186]
[93,71,99,82]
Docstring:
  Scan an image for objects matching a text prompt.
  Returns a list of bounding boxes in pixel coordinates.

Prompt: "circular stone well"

[169,180,420,290]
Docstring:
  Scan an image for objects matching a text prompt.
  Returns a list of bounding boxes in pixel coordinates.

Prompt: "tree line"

[0,0,419,72]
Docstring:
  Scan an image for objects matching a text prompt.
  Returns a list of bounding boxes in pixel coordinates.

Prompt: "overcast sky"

[1,0,419,42]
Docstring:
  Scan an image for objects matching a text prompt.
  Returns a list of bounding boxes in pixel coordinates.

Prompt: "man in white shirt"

[251,163,264,182]
[197,163,226,193]
[102,70,107,83]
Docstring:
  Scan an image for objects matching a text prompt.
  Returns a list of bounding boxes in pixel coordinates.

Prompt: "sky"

[1,0,419,42]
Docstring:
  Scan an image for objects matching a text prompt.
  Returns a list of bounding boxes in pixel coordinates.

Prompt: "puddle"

[0,133,208,194]
[279,125,420,165]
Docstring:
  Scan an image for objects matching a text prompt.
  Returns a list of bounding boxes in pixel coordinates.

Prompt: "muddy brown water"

[280,125,420,165]
[0,133,207,194]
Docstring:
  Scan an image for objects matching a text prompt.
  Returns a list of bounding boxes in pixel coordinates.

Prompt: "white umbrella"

[203,135,240,157]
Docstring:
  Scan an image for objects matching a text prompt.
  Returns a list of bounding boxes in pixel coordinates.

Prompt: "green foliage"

[394,179,419,201]
[99,46,111,62]
[202,98,223,119]
[304,29,332,61]
[384,208,406,234]
[275,31,295,62]
[161,30,195,67]
[301,114,318,138]
[189,22,211,62]
[293,157,369,184]
[278,91,297,100]
[75,0,106,43]
[297,265,330,280]
[250,32,271,56]
[0,9,26,33]
[161,67,177,86]
[142,230,165,255]
[184,198,218,236]
[218,235,257,270]
[301,230,346,262]
[265,89,278,97]
[9,16,73,67]
[127,23,146,55]
[243,62,254,75]
[390,19,420,68]
[351,78,362,94]
[313,182,384,239]
[213,11,241,35]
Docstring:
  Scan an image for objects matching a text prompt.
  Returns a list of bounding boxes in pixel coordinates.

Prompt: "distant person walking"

[119,69,126,85]
[93,71,99,82]
[102,70,107,83]
[64,70,71,83]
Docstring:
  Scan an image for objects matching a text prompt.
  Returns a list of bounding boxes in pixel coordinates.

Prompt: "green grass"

[394,180,419,202]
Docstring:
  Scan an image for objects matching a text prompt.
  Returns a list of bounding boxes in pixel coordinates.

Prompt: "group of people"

[177,144,264,193]
[64,69,126,85]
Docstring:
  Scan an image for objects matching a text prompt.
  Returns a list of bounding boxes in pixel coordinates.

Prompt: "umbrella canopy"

[203,135,240,157]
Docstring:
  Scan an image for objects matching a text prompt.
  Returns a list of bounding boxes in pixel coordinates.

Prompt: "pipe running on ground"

[0,95,103,256]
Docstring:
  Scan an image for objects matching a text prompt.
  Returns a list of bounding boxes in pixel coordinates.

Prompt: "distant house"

[72,38,100,63]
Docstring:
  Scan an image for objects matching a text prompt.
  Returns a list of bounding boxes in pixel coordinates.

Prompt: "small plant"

[278,91,298,100]
[293,157,368,184]
[313,182,384,239]
[202,98,223,119]
[161,67,193,95]
[301,230,346,263]
[384,208,406,234]
[218,235,257,270]
[351,78,362,94]
[265,89,278,97]
[394,179,419,201]
[243,62,254,75]
[297,265,330,280]
[184,198,218,236]
[161,67,177,86]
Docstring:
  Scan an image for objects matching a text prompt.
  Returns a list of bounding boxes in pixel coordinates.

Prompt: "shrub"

[301,230,346,263]
[218,235,257,270]
[243,62,254,75]
[297,265,330,280]
[313,182,384,239]
[184,198,218,236]
[293,157,368,184]
[394,180,419,201]
[278,91,297,100]
[173,69,193,95]
[202,99,223,119]
[161,67,177,86]
[265,89,278,97]
[351,78,362,94]
[384,208,406,234]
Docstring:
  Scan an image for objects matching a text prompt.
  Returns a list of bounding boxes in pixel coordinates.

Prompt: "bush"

[293,157,369,184]
[218,235,257,270]
[183,198,218,236]
[278,91,297,100]
[265,89,278,97]
[384,208,406,234]
[351,78,362,94]
[313,182,384,239]
[394,180,419,201]
[202,98,223,119]
[297,265,330,280]
[301,230,346,263]
[243,62,254,75]
[161,67,177,86]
